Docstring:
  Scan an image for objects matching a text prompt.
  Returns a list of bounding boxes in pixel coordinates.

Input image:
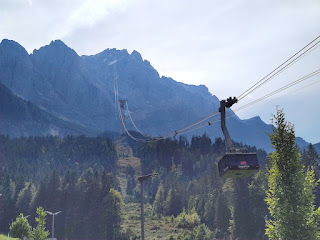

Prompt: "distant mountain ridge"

[0,39,311,151]
[313,143,320,154]
[0,82,98,137]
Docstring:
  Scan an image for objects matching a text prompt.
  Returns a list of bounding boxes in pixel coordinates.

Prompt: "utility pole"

[138,173,158,240]
[46,211,62,240]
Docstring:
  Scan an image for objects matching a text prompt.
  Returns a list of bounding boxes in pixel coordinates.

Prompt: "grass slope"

[0,234,17,240]
[116,139,192,239]
[122,203,188,240]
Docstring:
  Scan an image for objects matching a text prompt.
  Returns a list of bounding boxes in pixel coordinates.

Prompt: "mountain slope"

[314,143,320,154]
[0,39,310,151]
[0,82,98,137]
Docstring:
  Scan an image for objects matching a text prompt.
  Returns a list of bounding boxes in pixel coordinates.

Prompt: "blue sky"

[1,0,320,143]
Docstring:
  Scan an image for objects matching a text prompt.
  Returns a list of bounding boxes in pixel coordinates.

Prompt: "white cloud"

[54,0,134,39]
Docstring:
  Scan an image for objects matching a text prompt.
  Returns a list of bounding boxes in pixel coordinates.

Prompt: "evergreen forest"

[1,116,320,240]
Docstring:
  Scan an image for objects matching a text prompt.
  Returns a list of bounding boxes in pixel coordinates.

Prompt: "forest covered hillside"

[1,131,318,239]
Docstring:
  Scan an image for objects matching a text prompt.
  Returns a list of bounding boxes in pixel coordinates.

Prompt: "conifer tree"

[16,182,34,217]
[153,184,165,214]
[265,109,320,240]
[301,143,320,175]
[102,188,123,240]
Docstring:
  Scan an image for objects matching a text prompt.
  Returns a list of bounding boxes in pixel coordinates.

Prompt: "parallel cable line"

[114,36,320,142]
[238,36,320,101]
[125,102,164,140]
[175,69,320,137]
[161,111,220,138]
[234,68,320,113]
[119,104,151,142]
[119,68,320,142]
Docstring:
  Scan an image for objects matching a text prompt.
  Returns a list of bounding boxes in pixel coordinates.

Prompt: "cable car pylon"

[218,97,260,178]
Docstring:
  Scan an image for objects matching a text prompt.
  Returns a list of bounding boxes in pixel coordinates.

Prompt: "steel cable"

[238,36,320,101]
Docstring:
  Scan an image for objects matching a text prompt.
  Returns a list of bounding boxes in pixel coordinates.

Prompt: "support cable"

[237,36,320,101]
[125,102,163,140]
[234,68,320,112]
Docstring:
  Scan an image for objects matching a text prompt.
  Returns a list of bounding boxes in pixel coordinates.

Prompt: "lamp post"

[46,211,61,239]
[138,173,158,240]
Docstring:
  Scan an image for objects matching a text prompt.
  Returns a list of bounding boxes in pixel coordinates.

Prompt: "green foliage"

[0,133,270,239]
[214,193,230,236]
[0,135,118,180]
[10,214,32,240]
[0,234,18,240]
[265,109,320,240]
[30,207,50,240]
[168,235,175,240]
[301,143,320,175]
[176,209,200,229]
[153,183,165,214]
[16,182,35,216]
[247,169,269,239]
[164,188,182,217]
[228,179,251,240]
[102,188,124,240]
[126,175,136,196]
[176,224,213,240]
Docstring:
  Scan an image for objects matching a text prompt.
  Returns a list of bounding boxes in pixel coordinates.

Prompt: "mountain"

[0,39,309,151]
[314,143,320,154]
[0,82,98,137]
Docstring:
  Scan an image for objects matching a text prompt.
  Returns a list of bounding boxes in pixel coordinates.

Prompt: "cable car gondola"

[217,97,259,178]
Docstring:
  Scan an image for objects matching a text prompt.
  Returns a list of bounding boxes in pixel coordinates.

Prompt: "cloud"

[54,0,134,39]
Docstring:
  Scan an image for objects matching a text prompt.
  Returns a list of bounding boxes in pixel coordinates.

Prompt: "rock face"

[0,39,306,151]
[0,82,98,137]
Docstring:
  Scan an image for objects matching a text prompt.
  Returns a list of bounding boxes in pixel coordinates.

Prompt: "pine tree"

[1,170,16,232]
[102,188,123,240]
[16,182,34,217]
[301,143,320,175]
[164,188,182,216]
[228,179,251,240]
[265,109,320,240]
[60,171,78,239]
[153,184,165,214]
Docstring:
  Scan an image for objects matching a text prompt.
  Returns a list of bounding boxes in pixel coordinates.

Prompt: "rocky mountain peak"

[131,50,143,61]
[31,39,79,61]
[0,39,29,58]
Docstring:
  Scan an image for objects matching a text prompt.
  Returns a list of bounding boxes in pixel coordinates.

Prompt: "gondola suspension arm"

[219,97,238,152]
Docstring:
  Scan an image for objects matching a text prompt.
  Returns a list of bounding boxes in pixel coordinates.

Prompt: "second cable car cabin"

[217,97,259,178]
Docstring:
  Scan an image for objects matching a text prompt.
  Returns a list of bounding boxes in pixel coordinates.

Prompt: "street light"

[46,211,62,239]
[138,173,158,240]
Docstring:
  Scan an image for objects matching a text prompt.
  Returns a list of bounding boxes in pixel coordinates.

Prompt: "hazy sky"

[1,0,320,143]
